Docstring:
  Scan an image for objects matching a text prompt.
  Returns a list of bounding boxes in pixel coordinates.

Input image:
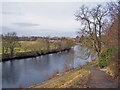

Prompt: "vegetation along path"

[84,64,118,88]
[32,69,80,88]
[31,64,118,88]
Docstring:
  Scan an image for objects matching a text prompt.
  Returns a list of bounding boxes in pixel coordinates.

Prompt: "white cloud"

[2,2,81,32]
[2,2,109,37]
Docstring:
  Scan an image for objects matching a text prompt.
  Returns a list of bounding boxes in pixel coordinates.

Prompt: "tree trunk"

[10,48,14,58]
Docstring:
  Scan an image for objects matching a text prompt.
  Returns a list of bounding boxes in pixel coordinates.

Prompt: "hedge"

[98,48,115,68]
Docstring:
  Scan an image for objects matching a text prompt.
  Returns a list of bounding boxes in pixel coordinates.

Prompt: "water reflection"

[2,45,95,88]
[0,62,2,89]
[64,47,74,69]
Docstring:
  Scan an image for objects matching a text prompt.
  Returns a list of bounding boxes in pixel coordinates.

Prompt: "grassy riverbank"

[29,58,119,88]
[2,47,71,61]
[29,59,97,88]
[42,69,91,88]
[2,37,75,61]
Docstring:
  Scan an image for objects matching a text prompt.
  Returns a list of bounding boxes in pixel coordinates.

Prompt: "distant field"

[2,39,74,55]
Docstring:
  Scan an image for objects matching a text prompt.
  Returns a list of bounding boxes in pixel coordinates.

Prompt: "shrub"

[98,48,115,68]
[107,51,120,77]
[51,72,56,78]
[45,73,50,80]
[62,64,70,73]
[51,69,59,78]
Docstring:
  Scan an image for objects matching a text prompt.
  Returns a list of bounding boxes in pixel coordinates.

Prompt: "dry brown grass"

[41,69,91,88]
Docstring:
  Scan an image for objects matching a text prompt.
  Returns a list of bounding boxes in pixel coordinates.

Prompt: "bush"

[51,69,59,78]
[62,64,70,73]
[98,48,115,68]
[107,51,120,77]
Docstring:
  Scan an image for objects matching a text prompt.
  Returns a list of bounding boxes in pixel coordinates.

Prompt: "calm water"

[2,45,93,88]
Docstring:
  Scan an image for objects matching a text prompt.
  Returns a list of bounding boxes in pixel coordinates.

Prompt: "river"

[2,45,94,88]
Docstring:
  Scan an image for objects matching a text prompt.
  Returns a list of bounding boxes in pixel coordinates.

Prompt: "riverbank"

[39,69,91,88]
[2,48,71,62]
[29,59,118,88]
[29,59,97,88]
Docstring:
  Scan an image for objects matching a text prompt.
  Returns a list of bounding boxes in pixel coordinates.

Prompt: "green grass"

[2,40,74,55]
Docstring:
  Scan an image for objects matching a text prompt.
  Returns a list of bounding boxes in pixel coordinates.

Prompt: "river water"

[2,45,94,88]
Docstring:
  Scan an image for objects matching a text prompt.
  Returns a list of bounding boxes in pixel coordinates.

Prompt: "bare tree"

[3,32,20,57]
[107,1,120,21]
[106,1,120,57]
[75,4,109,57]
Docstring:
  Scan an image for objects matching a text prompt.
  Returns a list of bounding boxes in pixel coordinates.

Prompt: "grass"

[62,70,91,88]
[28,67,82,88]
[29,59,97,88]
[2,40,73,55]
[76,43,81,45]
[42,69,91,88]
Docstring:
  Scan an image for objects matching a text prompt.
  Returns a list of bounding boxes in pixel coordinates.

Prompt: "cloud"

[13,22,40,27]
[2,26,17,34]
[2,11,22,15]
[1,26,77,37]
[2,12,14,14]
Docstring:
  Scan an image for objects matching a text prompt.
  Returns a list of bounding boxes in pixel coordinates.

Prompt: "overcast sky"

[1,0,115,37]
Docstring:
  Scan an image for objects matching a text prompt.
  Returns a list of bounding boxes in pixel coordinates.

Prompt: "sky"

[0,0,117,37]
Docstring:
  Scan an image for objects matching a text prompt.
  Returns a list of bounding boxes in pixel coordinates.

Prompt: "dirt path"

[84,64,118,88]
[33,64,118,88]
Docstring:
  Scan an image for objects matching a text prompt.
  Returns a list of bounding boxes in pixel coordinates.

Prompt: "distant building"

[75,36,80,42]
[49,37,61,43]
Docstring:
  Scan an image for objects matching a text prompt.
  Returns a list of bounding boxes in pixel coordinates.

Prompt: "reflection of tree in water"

[2,55,51,88]
[2,61,21,87]
[64,48,75,69]
[77,46,96,60]
[27,55,50,71]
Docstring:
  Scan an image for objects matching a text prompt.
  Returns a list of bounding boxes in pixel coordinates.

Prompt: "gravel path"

[84,64,118,88]
[32,64,118,88]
